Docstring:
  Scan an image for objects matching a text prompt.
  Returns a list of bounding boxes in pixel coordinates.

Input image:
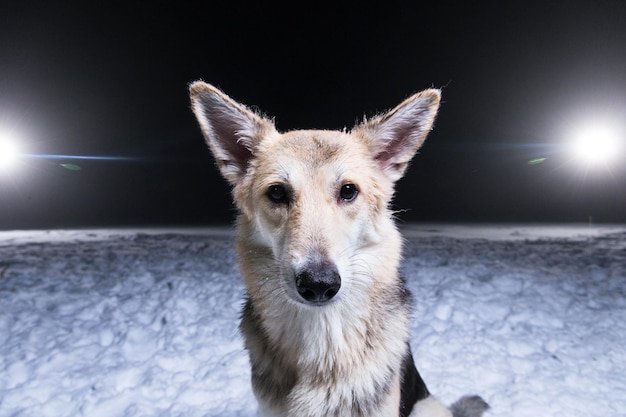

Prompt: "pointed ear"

[189,81,277,185]
[353,89,441,182]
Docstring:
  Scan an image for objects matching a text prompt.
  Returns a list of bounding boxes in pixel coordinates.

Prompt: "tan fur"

[190,82,452,416]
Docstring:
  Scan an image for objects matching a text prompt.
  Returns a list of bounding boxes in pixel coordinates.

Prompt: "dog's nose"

[295,262,341,304]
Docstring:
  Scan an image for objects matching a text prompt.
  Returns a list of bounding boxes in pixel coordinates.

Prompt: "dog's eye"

[267,184,289,204]
[339,183,358,202]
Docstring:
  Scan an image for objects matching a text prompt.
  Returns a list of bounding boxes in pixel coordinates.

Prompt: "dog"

[190,82,488,417]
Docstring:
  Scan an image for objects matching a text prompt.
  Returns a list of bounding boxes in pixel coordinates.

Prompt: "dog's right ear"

[189,81,277,185]
[353,89,441,183]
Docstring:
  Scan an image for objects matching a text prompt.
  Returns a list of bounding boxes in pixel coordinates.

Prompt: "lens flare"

[570,122,621,164]
[0,134,21,171]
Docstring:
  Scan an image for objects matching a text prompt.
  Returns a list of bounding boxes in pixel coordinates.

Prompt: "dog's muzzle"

[295,261,341,304]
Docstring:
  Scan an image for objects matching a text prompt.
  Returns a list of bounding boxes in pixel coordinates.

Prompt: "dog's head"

[190,82,440,308]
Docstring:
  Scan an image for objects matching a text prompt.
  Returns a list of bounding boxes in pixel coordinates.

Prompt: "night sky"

[1,2,625,229]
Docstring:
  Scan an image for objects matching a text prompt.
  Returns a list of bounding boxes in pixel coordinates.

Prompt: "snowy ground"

[1,224,625,417]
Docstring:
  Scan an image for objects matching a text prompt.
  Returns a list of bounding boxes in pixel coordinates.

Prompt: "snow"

[1,224,625,417]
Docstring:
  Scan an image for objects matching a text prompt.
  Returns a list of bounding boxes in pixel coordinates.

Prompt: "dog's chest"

[241,299,410,416]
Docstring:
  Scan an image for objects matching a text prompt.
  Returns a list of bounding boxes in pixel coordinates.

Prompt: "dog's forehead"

[260,130,368,165]
[252,130,371,185]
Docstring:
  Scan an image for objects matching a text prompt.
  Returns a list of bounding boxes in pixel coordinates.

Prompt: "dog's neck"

[239,285,412,416]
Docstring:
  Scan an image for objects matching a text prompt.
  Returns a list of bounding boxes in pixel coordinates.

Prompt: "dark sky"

[1,1,625,229]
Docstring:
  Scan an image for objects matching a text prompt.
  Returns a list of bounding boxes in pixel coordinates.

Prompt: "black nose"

[295,262,341,304]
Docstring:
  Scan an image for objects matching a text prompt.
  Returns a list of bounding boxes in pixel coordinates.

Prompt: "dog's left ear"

[354,89,441,182]
[189,81,277,185]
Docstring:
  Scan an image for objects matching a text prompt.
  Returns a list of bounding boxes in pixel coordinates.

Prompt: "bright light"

[0,132,21,171]
[570,121,622,165]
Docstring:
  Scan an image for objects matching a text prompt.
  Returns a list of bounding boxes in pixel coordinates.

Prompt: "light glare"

[571,122,621,164]
[0,134,21,170]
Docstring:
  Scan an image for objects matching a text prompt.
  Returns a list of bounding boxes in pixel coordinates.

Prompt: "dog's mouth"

[293,261,341,306]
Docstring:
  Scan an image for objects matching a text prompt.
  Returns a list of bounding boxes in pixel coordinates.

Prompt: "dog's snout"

[295,262,341,304]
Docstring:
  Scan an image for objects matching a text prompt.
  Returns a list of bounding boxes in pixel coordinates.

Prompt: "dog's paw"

[410,396,453,417]
[449,395,490,417]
